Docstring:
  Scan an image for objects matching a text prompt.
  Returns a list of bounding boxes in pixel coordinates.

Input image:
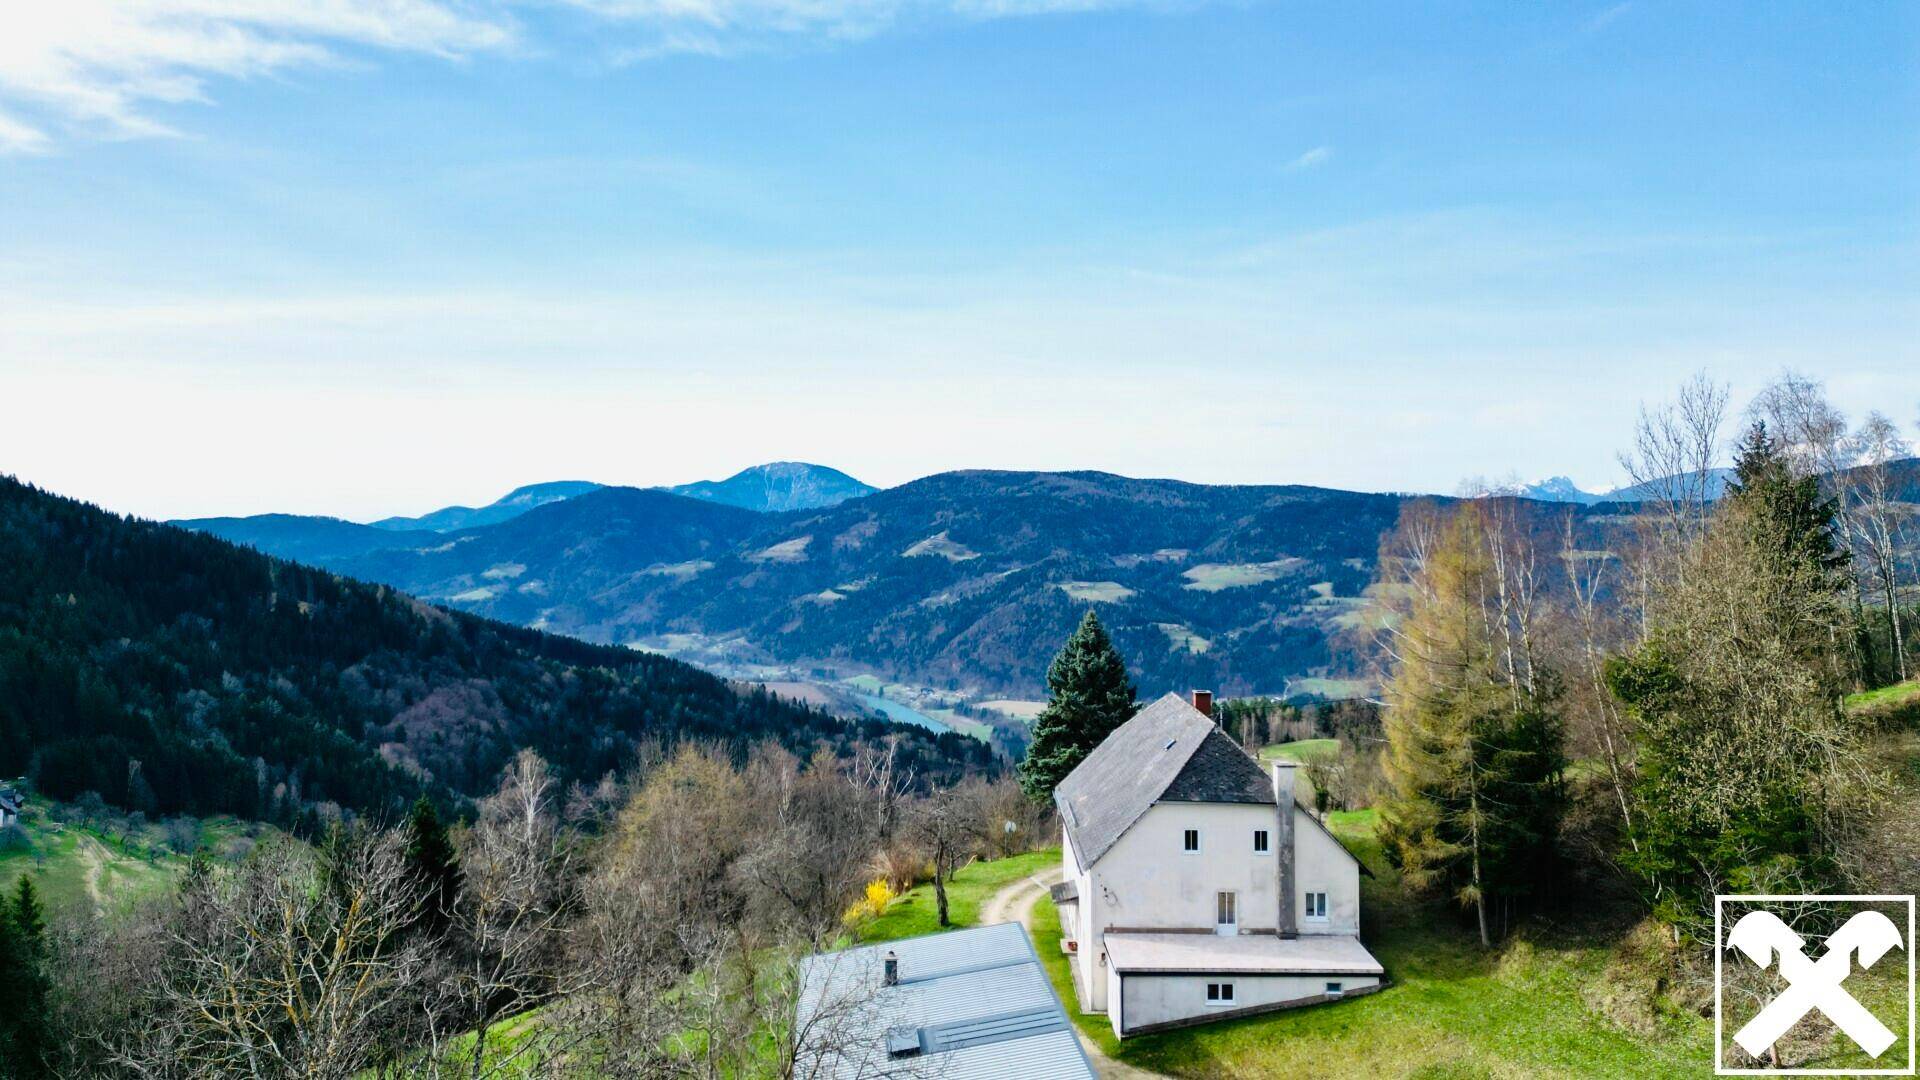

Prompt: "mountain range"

[172,470,1547,698]
[169,458,1920,701]
[347,463,877,535]
[0,475,985,824]
[1516,469,1736,506]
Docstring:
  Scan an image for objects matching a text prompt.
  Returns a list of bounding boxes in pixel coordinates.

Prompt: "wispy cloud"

[1585,3,1631,33]
[0,108,51,153]
[0,0,1185,148]
[0,1,513,152]
[1282,145,1331,172]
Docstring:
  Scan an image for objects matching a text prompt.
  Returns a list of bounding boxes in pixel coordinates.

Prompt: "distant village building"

[793,921,1096,1079]
[0,787,22,829]
[1054,691,1384,1037]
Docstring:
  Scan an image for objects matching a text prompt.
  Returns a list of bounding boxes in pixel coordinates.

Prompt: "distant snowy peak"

[1517,476,1605,505]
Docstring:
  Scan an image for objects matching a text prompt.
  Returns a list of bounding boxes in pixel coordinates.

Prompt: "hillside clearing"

[902,531,980,561]
[1057,580,1135,603]
[1181,559,1301,592]
[0,816,193,917]
[1155,622,1212,654]
[1259,738,1340,763]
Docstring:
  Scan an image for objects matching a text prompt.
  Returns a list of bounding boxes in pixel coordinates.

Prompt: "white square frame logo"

[1715,894,1917,1076]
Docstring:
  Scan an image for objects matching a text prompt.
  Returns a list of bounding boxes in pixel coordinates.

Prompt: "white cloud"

[1282,145,1331,171]
[0,108,50,153]
[0,1,513,151]
[0,0,1183,143]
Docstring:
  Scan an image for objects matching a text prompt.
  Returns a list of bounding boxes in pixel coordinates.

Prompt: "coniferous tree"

[1019,611,1137,803]
[1727,421,1849,583]
[404,795,461,936]
[0,877,53,1076]
[1378,505,1567,947]
[1608,420,1864,931]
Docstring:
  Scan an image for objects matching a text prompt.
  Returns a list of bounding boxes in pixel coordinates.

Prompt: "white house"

[1052,691,1384,1037]
[0,787,20,829]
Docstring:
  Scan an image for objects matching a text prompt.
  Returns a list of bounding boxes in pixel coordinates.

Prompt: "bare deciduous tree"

[113,828,429,1080]
[426,750,584,1080]
[1847,411,1914,681]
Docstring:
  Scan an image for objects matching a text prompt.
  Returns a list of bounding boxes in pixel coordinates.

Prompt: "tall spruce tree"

[1728,420,1850,581]
[404,795,461,935]
[0,877,53,1076]
[1019,611,1137,803]
[1378,505,1567,947]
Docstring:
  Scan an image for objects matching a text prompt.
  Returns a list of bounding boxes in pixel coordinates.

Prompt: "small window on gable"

[1206,982,1235,1004]
[1305,891,1328,919]
[1182,828,1200,853]
[1253,829,1270,853]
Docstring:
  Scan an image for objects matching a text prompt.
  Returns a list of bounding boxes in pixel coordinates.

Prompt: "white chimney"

[1272,761,1298,938]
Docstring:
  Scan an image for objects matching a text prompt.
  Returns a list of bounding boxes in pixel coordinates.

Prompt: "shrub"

[842,877,897,925]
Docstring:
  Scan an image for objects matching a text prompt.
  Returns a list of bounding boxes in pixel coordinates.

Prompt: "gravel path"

[982,866,1167,1080]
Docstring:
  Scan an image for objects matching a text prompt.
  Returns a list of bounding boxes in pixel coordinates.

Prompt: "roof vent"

[1164,739,1177,750]
[886,1027,923,1058]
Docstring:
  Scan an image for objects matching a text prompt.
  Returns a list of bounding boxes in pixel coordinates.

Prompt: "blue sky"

[1,2,1915,519]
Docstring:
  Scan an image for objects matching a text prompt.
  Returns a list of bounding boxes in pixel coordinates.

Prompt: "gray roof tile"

[1054,692,1274,868]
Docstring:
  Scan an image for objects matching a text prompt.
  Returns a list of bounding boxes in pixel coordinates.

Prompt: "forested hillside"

[0,477,988,826]
[189,472,1479,694]
[180,463,1918,698]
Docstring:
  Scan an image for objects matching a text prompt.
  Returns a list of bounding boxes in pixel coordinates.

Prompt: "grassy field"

[857,848,1060,942]
[1259,738,1341,763]
[1846,678,1920,712]
[1181,560,1299,592]
[923,708,996,742]
[1028,809,1714,1078]
[0,813,189,917]
[977,698,1047,720]
[1056,580,1136,603]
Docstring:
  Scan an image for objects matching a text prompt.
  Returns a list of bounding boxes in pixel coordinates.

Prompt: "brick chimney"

[1190,689,1213,717]
[1272,761,1298,938]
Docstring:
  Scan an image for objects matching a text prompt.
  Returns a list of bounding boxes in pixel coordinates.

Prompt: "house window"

[1182,828,1200,853]
[1253,829,1270,854]
[1305,891,1328,920]
[1206,982,1236,1005]
[1325,981,1343,996]
[1216,891,1237,929]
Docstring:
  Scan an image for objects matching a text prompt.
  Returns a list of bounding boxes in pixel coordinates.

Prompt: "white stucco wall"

[1115,972,1382,1034]
[1292,807,1362,937]
[1064,821,1102,1012]
[1063,799,1364,1016]
[1075,801,1279,1013]
[1097,802,1284,931]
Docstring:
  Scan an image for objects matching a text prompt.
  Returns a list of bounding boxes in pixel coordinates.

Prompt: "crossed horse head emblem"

[1727,909,1906,1060]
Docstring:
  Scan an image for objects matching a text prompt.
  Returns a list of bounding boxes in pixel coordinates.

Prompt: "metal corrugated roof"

[794,922,1096,1079]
